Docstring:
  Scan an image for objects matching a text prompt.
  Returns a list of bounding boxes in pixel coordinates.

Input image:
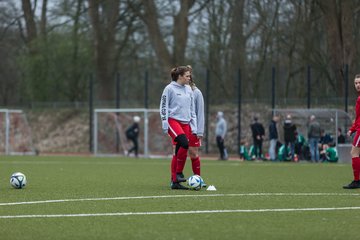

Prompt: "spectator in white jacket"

[215,111,228,160]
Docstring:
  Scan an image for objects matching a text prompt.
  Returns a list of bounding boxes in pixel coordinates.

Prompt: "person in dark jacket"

[283,114,297,161]
[250,116,265,160]
[126,116,140,157]
[268,115,279,161]
[337,128,346,144]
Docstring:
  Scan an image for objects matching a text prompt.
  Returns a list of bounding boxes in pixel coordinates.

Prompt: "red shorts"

[188,132,201,147]
[168,118,190,145]
[353,131,360,147]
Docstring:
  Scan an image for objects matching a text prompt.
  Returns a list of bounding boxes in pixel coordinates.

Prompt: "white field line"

[0,160,349,167]
[0,161,169,166]
[1,192,360,206]
[1,207,360,219]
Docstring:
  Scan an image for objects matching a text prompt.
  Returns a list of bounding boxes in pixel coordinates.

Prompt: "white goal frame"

[93,108,160,157]
[0,109,35,155]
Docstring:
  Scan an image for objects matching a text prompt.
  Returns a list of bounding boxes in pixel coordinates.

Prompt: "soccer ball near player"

[187,175,203,190]
[10,172,27,189]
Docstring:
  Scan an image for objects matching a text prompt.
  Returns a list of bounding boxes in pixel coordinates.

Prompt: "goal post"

[0,109,36,155]
[93,108,165,157]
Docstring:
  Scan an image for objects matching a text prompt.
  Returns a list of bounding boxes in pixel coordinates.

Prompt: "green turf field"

[0,155,359,240]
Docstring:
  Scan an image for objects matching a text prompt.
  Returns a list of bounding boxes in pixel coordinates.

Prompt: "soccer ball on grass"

[10,172,27,189]
[187,175,204,190]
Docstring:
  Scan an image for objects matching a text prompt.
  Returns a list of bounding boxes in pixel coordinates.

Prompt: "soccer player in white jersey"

[160,66,197,190]
[186,65,206,187]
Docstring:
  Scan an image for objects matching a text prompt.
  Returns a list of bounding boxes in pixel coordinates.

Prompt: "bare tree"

[317,0,357,96]
[40,0,47,37]
[205,1,232,99]
[133,0,196,78]
[172,0,195,65]
[21,0,38,51]
[68,0,88,101]
[3,0,360,106]
[228,0,245,86]
[88,0,120,100]
[20,0,51,101]
[0,1,23,105]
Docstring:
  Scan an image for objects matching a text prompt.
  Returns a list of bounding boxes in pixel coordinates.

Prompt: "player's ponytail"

[187,65,196,90]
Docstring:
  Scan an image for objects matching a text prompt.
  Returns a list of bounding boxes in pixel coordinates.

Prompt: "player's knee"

[351,147,360,158]
[188,147,198,158]
[175,134,189,150]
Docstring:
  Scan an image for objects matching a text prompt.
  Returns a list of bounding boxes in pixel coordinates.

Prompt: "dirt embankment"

[26,109,89,153]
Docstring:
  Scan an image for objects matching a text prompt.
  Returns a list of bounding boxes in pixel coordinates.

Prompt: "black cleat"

[176,172,186,182]
[343,180,360,189]
[171,182,189,190]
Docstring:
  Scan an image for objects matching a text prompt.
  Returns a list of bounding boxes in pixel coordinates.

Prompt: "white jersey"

[193,87,205,137]
[160,81,197,134]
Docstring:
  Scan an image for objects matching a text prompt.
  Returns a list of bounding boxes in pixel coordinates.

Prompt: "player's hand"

[162,122,169,134]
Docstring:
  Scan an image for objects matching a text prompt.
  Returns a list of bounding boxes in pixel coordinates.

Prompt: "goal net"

[93,108,171,157]
[0,109,36,155]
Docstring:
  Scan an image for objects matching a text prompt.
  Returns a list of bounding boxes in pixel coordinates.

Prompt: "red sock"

[191,157,201,175]
[176,147,187,174]
[171,155,177,182]
[352,157,360,181]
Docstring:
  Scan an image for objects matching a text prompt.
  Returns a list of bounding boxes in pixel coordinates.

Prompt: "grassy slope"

[0,156,358,240]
